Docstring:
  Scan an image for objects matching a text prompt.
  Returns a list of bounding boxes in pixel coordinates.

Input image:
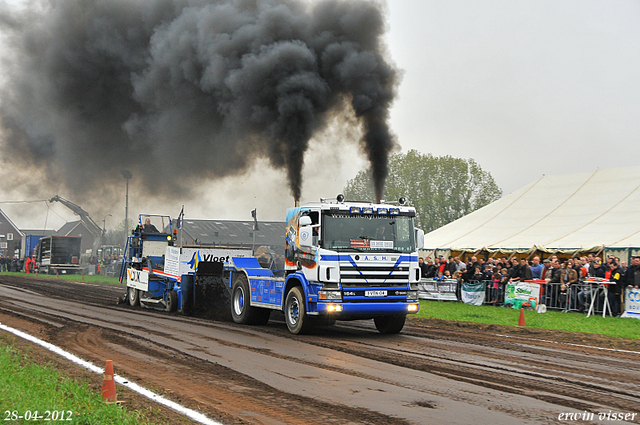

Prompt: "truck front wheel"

[128,287,140,307]
[374,315,406,334]
[284,286,314,334]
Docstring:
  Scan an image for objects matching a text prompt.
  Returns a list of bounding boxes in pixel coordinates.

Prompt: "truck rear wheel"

[284,286,314,334]
[166,290,178,312]
[374,315,406,334]
[128,287,140,307]
[231,274,266,325]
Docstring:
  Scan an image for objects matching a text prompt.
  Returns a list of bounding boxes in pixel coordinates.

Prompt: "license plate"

[365,290,387,297]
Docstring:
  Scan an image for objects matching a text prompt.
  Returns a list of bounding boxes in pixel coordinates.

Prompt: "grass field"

[0,334,154,425]
[417,300,639,340]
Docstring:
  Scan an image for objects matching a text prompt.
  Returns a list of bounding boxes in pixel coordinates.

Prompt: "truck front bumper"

[316,301,419,317]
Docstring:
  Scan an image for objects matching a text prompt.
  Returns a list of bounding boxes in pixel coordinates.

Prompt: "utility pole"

[102,214,112,236]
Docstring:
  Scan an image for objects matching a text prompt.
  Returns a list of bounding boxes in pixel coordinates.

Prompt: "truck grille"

[339,264,409,288]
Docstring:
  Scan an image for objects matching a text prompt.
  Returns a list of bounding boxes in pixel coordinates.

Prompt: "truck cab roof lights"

[361,207,374,214]
[349,207,361,214]
[389,208,400,215]
[377,208,388,215]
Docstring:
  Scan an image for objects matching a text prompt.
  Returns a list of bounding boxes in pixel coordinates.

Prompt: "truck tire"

[128,287,140,307]
[231,274,263,325]
[180,275,194,316]
[284,286,314,334]
[166,290,178,312]
[373,315,406,334]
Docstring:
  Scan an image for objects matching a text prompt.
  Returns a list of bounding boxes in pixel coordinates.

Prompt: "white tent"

[424,166,640,255]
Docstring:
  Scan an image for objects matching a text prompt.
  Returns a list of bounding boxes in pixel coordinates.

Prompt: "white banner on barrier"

[621,287,640,319]
[462,281,485,306]
[418,279,457,301]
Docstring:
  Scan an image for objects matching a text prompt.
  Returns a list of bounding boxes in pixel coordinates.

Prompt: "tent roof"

[424,166,640,251]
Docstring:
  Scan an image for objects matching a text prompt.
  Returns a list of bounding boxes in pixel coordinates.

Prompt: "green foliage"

[343,150,502,232]
[417,301,640,340]
[103,219,136,247]
[0,336,153,424]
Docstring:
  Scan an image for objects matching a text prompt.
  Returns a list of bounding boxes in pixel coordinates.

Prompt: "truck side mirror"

[299,216,312,227]
[415,228,425,250]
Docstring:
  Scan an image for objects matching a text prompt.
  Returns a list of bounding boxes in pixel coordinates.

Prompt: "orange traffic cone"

[56,272,59,278]
[101,360,117,403]
[517,307,526,327]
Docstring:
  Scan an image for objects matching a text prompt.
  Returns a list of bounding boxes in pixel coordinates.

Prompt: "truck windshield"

[322,213,415,253]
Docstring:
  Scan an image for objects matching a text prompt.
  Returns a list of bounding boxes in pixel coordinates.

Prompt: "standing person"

[418,257,428,279]
[447,256,457,276]
[530,256,544,280]
[519,258,533,281]
[454,257,465,272]
[545,259,562,307]
[561,260,578,310]
[491,267,503,304]
[508,257,521,282]
[625,256,640,290]
[437,256,447,276]
[425,258,437,278]
[606,259,623,317]
[478,257,487,272]
[24,256,32,274]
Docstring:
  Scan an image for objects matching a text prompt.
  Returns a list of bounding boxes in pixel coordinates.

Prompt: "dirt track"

[0,274,639,424]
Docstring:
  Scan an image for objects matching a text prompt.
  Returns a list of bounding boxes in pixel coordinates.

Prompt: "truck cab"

[231,195,424,334]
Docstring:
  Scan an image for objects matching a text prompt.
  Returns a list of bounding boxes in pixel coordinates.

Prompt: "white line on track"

[0,322,223,425]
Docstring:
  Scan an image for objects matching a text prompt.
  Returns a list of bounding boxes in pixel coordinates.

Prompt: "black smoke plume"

[0,0,398,203]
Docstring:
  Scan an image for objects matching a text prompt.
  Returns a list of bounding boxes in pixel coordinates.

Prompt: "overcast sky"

[1,0,639,230]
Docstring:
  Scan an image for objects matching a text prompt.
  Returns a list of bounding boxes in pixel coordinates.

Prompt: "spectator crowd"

[418,253,640,317]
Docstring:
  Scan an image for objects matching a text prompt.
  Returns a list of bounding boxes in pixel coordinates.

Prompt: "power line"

[0,200,49,204]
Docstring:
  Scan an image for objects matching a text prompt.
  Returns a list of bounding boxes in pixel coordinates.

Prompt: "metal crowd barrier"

[418,278,620,315]
[543,282,614,314]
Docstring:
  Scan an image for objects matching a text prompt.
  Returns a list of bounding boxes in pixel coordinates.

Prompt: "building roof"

[21,229,56,236]
[0,208,24,237]
[177,219,285,248]
[57,221,83,236]
[424,166,640,251]
[56,220,96,255]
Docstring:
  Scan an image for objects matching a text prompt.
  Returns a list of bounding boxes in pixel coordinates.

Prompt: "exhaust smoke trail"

[0,0,399,204]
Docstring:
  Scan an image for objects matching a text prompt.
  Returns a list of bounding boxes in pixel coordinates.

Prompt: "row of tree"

[343,150,502,233]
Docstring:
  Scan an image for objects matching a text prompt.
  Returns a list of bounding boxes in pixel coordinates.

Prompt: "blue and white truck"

[120,196,424,334]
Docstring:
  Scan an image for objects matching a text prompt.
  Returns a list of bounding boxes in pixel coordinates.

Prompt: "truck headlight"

[319,290,342,301]
[406,290,418,300]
